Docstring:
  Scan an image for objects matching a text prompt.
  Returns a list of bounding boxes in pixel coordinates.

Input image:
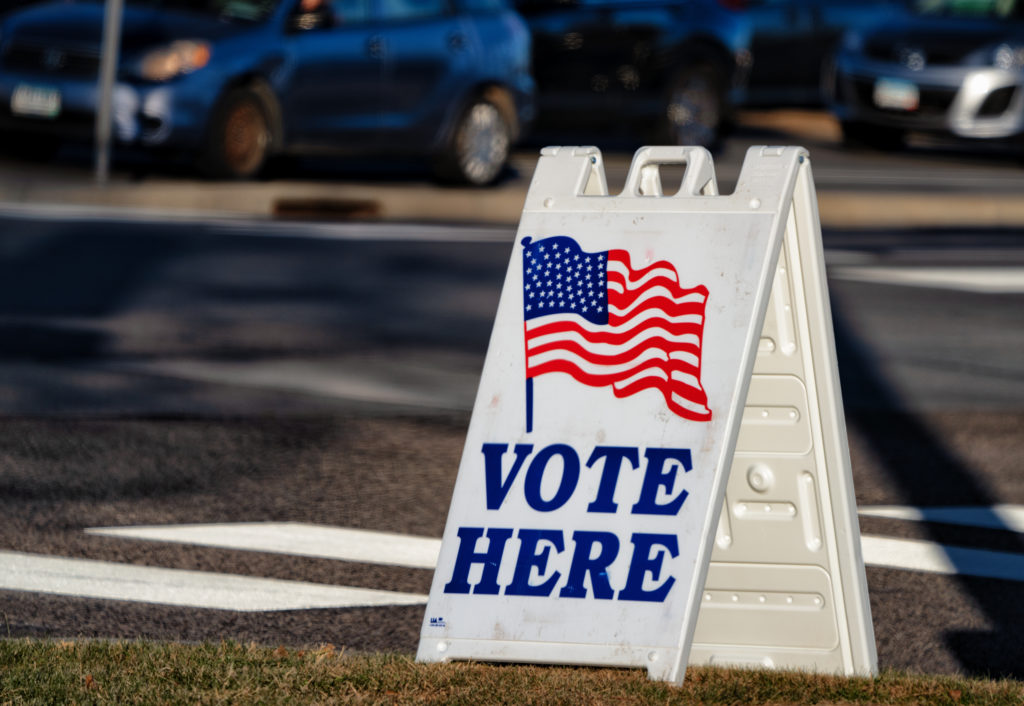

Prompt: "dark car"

[514,0,752,148]
[737,0,902,107]
[0,0,43,18]
[0,0,535,183]
[831,0,1024,151]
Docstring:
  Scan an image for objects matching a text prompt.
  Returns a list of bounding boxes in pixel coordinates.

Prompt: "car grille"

[864,40,977,67]
[2,42,101,77]
[847,77,957,117]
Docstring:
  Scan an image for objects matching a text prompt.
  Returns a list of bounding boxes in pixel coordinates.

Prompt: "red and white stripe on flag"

[525,248,711,421]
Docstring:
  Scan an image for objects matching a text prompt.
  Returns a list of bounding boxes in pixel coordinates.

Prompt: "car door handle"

[367,35,385,59]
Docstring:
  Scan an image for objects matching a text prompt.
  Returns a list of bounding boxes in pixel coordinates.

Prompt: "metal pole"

[95,0,124,183]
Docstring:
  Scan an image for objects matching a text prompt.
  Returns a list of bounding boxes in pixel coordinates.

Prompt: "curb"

[4,182,1024,230]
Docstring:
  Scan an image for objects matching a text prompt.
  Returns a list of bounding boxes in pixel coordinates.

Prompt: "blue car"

[0,0,535,183]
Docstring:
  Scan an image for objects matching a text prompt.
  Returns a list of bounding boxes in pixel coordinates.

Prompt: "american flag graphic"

[522,235,712,423]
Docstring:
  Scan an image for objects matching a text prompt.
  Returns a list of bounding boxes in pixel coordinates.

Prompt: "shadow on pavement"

[0,224,186,319]
[832,300,1024,679]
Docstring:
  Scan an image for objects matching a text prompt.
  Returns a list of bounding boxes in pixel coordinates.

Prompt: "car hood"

[860,16,1024,65]
[2,1,260,55]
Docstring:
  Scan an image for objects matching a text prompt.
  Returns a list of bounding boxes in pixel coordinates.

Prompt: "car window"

[125,0,279,22]
[330,0,370,22]
[459,0,507,12]
[379,0,447,21]
[911,0,1024,19]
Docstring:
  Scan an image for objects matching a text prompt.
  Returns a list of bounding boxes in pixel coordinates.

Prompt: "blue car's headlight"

[992,43,1024,71]
[139,40,212,82]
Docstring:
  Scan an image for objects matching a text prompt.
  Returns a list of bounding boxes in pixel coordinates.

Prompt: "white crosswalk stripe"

[858,505,1024,533]
[87,522,441,570]
[0,550,427,611]
[859,535,1024,583]
[4,506,1022,611]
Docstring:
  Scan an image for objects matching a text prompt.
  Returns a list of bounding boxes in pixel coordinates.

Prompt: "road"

[0,199,1022,679]
[564,134,1024,197]
[4,109,1024,228]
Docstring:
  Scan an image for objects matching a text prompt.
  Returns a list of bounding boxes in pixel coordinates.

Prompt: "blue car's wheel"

[437,98,511,186]
[663,64,724,149]
[200,88,271,179]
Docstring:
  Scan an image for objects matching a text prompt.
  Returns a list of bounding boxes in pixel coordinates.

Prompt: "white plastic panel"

[691,159,877,677]
[417,146,876,683]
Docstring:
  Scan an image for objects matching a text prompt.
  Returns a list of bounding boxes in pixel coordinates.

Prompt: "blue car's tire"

[436,98,511,186]
[662,64,724,149]
[200,88,272,179]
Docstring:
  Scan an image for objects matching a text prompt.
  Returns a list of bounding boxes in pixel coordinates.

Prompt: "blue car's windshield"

[122,0,280,21]
[910,0,1024,19]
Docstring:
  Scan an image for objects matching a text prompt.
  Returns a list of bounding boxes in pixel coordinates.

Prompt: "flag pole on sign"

[525,377,533,433]
[522,237,534,433]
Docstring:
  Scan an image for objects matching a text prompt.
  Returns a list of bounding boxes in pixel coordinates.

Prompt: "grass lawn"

[1,640,1022,704]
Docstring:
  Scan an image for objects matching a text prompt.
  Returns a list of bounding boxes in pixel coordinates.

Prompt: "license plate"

[873,78,919,112]
[11,83,62,118]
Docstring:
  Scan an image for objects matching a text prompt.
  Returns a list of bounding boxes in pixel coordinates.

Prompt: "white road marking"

[859,535,1024,583]
[13,509,1023,612]
[829,266,1024,294]
[0,551,427,611]
[0,202,516,242]
[120,358,476,411]
[87,523,442,570]
[858,504,1024,533]
[90,518,1024,585]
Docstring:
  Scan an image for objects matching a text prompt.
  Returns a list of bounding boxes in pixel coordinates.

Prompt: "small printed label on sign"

[11,83,62,119]
[873,77,919,112]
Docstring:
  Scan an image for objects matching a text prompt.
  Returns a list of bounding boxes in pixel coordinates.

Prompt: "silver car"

[830,0,1024,150]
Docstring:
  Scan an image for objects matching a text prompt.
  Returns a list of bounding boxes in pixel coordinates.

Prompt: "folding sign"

[416,146,876,683]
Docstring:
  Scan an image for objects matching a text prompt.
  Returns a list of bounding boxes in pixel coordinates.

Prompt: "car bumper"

[832,55,1024,140]
[0,72,216,149]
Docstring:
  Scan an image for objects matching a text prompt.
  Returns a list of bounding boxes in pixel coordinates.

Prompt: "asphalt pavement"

[1,112,1024,681]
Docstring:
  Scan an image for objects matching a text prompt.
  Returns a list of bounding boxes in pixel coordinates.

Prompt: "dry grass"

[1,639,1022,705]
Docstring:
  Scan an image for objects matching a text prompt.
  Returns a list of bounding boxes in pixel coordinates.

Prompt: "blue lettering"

[631,448,692,515]
[442,526,679,602]
[523,444,579,512]
[505,529,564,596]
[482,443,533,510]
[618,533,679,602]
[481,443,695,515]
[558,530,619,599]
[585,446,639,513]
[442,526,514,595]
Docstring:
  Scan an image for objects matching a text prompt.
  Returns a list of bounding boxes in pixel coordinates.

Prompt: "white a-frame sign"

[417,146,877,683]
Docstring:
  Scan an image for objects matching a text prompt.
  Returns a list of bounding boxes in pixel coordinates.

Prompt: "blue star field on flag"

[522,236,609,325]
